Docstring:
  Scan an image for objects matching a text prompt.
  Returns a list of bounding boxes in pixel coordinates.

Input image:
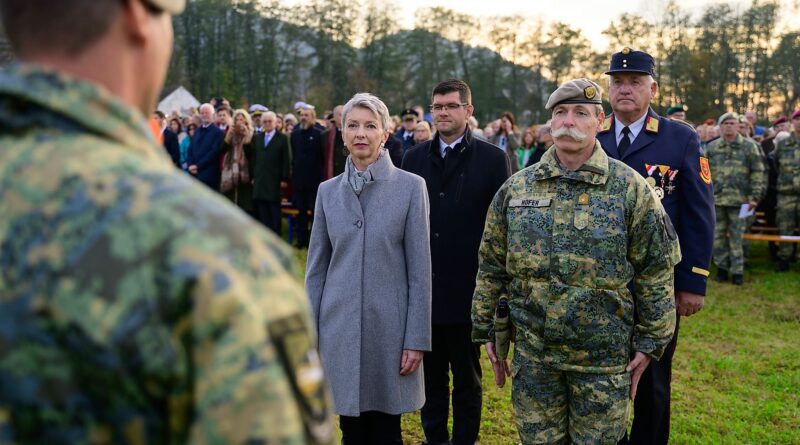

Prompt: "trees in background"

[1,0,796,124]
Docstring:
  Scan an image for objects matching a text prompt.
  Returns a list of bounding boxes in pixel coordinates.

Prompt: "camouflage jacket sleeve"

[747,140,767,202]
[626,179,680,360]
[472,183,511,343]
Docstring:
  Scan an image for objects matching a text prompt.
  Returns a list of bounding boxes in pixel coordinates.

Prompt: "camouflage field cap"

[718,112,739,126]
[545,78,603,110]
[148,0,185,14]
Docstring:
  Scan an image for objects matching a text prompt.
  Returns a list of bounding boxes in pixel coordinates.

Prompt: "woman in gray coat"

[305,93,432,445]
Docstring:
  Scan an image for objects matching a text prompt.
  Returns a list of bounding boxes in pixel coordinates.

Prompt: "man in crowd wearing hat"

[666,105,687,121]
[774,110,800,272]
[597,48,715,445]
[291,102,325,248]
[473,78,679,444]
[397,108,421,153]
[249,104,268,133]
[0,0,335,443]
[705,113,766,283]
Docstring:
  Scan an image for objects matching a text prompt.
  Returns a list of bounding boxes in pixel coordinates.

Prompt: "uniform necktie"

[619,126,631,157]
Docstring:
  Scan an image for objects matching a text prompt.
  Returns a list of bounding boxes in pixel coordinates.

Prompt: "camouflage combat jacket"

[0,64,334,445]
[705,134,766,205]
[472,142,680,374]
[774,133,800,195]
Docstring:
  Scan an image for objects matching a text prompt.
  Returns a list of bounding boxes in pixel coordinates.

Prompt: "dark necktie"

[619,126,631,157]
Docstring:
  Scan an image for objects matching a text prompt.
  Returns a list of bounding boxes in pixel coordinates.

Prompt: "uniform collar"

[0,63,164,162]
[531,140,609,186]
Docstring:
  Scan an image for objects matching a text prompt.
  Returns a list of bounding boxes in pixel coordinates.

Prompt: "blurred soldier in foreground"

[472,78,679,444]
[0,0,334,444]
[706,112,766,284]
[774,110,800,272]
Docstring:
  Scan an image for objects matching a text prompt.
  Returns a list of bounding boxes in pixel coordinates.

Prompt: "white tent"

[157,86,200,115]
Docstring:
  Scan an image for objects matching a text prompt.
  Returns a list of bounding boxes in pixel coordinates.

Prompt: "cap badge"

[584,86,597,99]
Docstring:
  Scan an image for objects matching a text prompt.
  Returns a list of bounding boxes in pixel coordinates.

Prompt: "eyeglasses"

[430,103,468,113]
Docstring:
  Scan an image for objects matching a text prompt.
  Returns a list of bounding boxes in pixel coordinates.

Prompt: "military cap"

[605,47,655,76]
[401,108,418,121]
[773,115,787,126]
[666,105,687,116]
[294,101,314,111]
[792,109,800,120]
[148,0,185,14]
[718,112,739,126]
[545,78,603,110]
[248,104,268,117]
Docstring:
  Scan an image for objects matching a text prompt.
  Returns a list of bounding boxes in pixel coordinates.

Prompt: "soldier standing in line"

[705,112,766,284]
[596,48,715,445]
[472,78,679,445]
[774,110,800,272]
[0,0,334,443]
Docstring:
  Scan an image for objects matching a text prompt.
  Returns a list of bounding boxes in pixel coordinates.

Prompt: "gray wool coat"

[305,151,432,416]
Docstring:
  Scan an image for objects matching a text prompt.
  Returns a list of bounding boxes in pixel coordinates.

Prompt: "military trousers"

[510,350,630,445]
[713,205,746,274]
[777,194,800,261]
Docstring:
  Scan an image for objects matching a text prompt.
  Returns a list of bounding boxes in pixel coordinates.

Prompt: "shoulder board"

[600,116,612,133]
[670,118,696,132]
[645,116,659,134]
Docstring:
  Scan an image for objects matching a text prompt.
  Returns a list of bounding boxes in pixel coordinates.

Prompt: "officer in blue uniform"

[597,48,715,445]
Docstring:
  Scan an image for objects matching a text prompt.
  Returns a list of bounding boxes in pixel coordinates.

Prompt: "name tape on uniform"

[509,198,552,208]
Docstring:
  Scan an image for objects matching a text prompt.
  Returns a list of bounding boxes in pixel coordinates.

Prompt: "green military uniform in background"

[472,141,680,444]
[705,134,766,276]
[0,65,334,445]
[774,133,800,263]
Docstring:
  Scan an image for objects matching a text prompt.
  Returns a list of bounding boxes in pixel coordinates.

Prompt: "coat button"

[434,232,439,238]
[354,219,363,228]
[439,192,445,198]
[432,273,436,279]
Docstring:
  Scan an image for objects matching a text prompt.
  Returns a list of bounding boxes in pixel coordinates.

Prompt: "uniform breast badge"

[656,164,671,200]
[666,169,679,194]
[645,164,658,189]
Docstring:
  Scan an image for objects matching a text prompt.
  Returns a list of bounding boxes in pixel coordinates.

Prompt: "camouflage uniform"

[472,142,679,444]
[705,134,767,274]
[774,133,800,261]
[0,64,334,445]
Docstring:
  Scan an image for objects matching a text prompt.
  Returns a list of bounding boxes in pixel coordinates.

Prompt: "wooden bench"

[281,202,312,243]
[742,233,800,243]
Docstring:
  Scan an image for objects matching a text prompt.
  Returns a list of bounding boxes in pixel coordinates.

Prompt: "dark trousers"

[293,188,316,247]
[420,324,482,445]
[254,199,281,235]
[619,316,680,445]
[340,411,402,445]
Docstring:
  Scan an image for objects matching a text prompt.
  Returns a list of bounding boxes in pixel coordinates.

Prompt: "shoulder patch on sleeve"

[699,157,712,184]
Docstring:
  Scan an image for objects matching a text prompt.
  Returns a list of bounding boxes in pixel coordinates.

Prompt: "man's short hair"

[432,79,472,105]
[0,0,123,57]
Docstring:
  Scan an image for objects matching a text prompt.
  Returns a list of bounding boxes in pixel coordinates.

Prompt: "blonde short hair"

[342,93,392,133]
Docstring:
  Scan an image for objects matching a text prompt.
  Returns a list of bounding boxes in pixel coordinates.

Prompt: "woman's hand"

[400,349,423,376]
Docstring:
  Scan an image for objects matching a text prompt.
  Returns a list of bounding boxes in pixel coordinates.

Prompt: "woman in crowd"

[413,120,433,145]
[220,109,255,215]
[490,111,521,173]
[179,122,196,171]
[283,113,297,134]
[514,127,537,171]
[305,92,432,445]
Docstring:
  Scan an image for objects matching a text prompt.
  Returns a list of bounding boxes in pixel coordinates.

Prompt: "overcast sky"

[393,0,800,51]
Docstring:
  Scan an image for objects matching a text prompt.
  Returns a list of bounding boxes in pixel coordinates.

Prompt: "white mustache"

[551,127,588,142]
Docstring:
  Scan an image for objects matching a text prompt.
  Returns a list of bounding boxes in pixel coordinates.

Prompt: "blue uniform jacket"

[187,124,224,189]
[598,108,715,296]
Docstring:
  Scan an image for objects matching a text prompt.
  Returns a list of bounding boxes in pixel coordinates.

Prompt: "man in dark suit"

[402,79,510,445]
[290,104,324,248]
[187,103,225,190]
[161,121,180,167]
[395,108,419,153]
[252,111,290,235]
[596,48,715,445]
[321,105,347,179]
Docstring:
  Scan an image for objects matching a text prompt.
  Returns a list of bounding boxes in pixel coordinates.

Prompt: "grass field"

[295,242,800,444]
